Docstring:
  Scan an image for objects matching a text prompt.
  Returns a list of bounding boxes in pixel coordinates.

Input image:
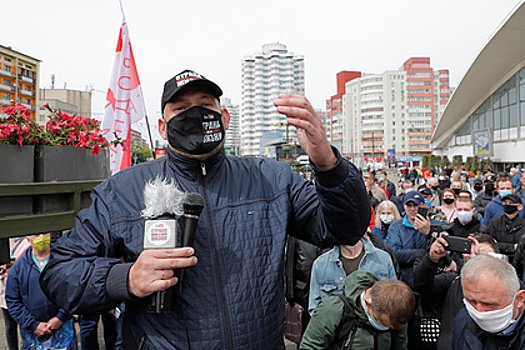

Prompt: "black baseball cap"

[503,194,521,204]
[161,70,223,113]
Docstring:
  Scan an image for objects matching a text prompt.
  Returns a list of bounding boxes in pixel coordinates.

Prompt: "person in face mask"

[5,234,75,349]
[300,270,414,350]
[471,179,484,200]
[438,189,458,224]
[452,255,525,350]
[445,197,481,239]
[474,175,496,218]
[484,194,525,261]
[414,233,502,350]
[371,200,401,242]
[450,180,465,197]
[377,170,396,199]
[39,69,372,349]
[482,179,525,226]
[418,185,447,223]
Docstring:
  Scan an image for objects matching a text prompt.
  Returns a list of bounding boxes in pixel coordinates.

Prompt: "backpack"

[333,293,397,350]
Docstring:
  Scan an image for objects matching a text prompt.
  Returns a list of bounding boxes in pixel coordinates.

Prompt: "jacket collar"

[166,146,226,180]
[330,238,375,262]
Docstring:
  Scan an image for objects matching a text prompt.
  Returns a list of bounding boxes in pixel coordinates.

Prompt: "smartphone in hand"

[417,207,428,218]
[444,235,472,253]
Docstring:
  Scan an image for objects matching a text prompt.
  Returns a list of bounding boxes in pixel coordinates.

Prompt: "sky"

[4,0,524,141]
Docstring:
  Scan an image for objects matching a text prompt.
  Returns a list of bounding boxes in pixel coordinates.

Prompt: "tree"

[452,155,463,170]
[132,145,153,165]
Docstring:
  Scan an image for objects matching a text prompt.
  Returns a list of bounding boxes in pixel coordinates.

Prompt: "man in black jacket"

[413,233,500,350]
[445,198,481,238]
[474,175,496,218]
[485,194,525,261]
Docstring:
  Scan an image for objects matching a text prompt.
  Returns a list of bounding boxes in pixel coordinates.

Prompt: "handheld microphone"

[180,193,204,284]
[141,177,184,313]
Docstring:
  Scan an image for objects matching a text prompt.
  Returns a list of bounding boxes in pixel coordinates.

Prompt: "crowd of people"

[1,67,525,349]
[287,165,525,349]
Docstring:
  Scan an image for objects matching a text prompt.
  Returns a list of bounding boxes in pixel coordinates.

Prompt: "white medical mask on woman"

[380,214,395,225]
[463,296,516,333]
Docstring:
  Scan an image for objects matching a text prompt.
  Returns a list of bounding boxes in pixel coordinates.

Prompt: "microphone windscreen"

[142,176,185,219]
[183,193,204,216]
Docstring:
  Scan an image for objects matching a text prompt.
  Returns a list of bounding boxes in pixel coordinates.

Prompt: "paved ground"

[0,310,297,349]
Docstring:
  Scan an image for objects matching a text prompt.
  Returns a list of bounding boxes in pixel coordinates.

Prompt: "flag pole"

[118,0,156,160]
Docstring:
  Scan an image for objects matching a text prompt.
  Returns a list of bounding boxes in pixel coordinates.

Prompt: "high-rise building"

[327,57,449,167]
[241,43,304,156]
[0,45,40,119]
[326,71,362,158]
[221,97,240,156]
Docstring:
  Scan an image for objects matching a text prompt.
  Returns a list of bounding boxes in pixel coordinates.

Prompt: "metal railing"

[0,180,102,239]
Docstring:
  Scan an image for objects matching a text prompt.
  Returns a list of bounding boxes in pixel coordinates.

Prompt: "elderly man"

[414,234,505,350]
[40,70,370,349]
[452,255,525,349]
[300,270,414,350]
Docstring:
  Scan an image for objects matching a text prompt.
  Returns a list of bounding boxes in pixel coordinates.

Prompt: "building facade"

[241,43,305,156]
[431,2,525,169]
[327,58,449,167]
[221,97,240,156]
[0,45,40,119]
[39,89,92,126]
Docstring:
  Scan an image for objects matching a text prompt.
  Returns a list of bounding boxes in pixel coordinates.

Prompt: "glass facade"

[456,66,525,144]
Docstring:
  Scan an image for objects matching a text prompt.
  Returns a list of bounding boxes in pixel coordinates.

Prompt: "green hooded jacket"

[300,270,408,350]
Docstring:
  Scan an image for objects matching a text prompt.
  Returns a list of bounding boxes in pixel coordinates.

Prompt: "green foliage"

[132,145,153,164]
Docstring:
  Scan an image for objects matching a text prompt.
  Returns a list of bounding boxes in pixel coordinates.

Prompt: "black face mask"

[473,185,483,192]
[485,183,495,195]
[452,188,461,196]
[166,106,225,156]
[503,204,519,215]
[443,198,455,205]
[431,185,440,191]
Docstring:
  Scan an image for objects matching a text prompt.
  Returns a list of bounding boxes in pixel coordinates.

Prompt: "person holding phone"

[413,233,503,350]
[385,191,442,288]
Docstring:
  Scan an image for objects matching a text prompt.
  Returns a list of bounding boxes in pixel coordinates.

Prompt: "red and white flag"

[102,12,146,174]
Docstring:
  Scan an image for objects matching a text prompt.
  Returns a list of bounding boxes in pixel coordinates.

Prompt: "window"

[521,102,525,125]
[509,104,518,127]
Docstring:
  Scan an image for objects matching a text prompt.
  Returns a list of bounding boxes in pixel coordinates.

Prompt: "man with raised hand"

[40,70,370,349]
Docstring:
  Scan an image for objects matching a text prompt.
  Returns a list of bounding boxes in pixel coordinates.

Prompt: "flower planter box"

[34,145,111,213]
[0,144,35,216]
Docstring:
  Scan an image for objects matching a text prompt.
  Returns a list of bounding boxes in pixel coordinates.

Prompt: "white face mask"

[380,214,395,225]
[379,176,386,183]
[463,296,516,333]
[456,210,473,223]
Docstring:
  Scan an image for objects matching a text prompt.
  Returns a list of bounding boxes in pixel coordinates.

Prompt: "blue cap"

[404,191,424,206]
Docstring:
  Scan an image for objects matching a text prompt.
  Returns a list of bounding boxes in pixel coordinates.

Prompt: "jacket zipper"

[200,162,234,349]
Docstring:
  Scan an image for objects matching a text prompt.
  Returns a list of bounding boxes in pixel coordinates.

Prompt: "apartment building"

[241,43,305,156]
[0,45,40,119]
[326,57,449,166]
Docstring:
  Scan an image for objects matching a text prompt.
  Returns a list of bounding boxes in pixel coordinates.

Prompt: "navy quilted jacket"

[40,147,370,349]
